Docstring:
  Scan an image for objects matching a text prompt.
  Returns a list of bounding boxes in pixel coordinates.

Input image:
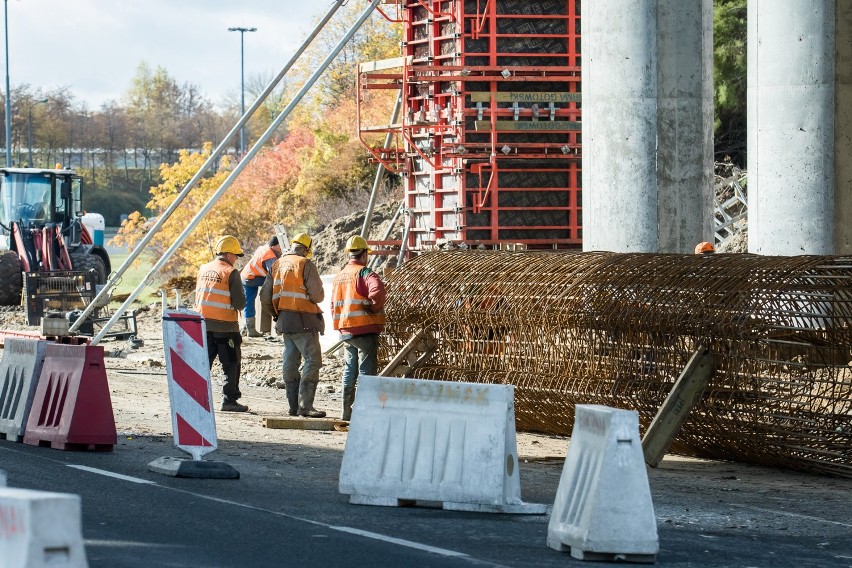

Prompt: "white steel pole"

[91,0,384,344]
[71,0,347,333]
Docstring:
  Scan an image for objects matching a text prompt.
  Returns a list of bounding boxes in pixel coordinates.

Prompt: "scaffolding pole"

[90,0,385,345]
[70,0,347,333]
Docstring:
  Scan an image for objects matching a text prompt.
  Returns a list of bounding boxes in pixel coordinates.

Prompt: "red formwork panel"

[360,0,582,251]
[23,343,116,451]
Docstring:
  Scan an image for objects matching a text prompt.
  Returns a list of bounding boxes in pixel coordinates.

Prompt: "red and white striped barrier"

[162,309,217,460]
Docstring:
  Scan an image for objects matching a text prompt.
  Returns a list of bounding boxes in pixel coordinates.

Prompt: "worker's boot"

[298,381,326,418]
[259,310,272,336]
[285,380,300,416]
[243,317,262,338]
[342,386,356,422]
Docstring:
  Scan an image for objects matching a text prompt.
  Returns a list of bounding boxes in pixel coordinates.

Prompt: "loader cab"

[0,167,83,249]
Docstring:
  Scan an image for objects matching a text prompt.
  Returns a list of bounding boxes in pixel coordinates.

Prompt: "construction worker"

[260,233,326,418]
[240,235,282,337]
[695,241,715,254]
[195,235,248,412]
[330,235,386,422]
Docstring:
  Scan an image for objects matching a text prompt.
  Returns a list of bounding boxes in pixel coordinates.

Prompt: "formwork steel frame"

[358,0,583,252]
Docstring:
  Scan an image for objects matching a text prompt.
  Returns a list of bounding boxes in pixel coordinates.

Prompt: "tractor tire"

[0,251,23,305]
[70,250,107,284]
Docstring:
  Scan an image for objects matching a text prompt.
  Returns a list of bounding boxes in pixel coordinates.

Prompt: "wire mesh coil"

[380,250,852,477]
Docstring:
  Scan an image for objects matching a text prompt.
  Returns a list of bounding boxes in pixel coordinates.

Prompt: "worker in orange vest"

[330,235,386,421]
[260,233,327,418]
[195,235,248,412]
[240,235,282,337]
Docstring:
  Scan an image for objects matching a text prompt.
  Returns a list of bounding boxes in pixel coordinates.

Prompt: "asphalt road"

[2,435,851,568]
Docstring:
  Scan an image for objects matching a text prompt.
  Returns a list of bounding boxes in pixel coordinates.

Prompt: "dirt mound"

[311,200,404,275]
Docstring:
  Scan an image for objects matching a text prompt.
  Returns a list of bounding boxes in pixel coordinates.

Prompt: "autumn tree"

[714,0,747,164]
[114,143,281,280]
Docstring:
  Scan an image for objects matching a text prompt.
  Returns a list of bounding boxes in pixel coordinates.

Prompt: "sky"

[4,0,339,109]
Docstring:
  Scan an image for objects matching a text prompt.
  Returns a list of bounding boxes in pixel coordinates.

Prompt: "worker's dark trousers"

[206,331,243,403]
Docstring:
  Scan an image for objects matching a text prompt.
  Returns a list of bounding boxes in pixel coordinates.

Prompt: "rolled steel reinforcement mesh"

[379,251,852,477]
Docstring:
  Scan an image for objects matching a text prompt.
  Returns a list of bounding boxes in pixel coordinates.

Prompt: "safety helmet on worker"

[215,235,244,257]
[694,241,715,255]
[291,233,313,259]
[344,235,370,254]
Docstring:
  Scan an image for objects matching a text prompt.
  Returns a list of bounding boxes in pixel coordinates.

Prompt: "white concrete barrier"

[0,339,48,442]
[0,487,88,567]
[339,375,545,514]
[547,405,658,562]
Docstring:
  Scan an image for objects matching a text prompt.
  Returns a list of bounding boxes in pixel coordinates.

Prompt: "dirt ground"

[99,301,569,460]
[0,302,569,458]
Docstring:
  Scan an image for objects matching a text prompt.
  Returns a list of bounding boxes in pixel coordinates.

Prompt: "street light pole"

[4,0,11,166]
[228,26,256,156]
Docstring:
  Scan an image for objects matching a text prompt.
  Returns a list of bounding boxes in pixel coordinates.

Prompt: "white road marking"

[728,504,852,528]
[330,525,469,558]
[45,454,505,566]
[66,464,157,485]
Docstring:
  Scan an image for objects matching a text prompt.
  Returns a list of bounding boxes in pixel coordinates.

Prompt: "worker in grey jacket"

[260,233,326,418]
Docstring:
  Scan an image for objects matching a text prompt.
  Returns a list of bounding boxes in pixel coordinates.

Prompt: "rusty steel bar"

[380,251,852,478]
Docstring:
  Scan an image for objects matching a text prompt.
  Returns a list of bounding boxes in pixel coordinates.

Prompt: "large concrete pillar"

[836,2,852,253]
[583,0,713,253]
[748,1,842,254]
[656,1,715,253]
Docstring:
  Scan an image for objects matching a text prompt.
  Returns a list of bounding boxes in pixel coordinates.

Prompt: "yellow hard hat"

[694,241,715,255]
[214,235,244,257]
[345,235,370,253]
[291,232,313,258]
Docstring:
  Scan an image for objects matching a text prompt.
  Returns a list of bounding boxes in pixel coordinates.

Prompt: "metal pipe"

[368,199,404,270]
[395,208,412,268]
[71,0,347,334]
[360,90,403,238]
[91,0,384,344]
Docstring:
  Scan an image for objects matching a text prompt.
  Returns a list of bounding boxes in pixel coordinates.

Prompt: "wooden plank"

[358,56,411,73]
[263,416,347,431]
[642,346,716,467]
[469,92,581,103]
[474,120,582,131]
[379,329,437,377]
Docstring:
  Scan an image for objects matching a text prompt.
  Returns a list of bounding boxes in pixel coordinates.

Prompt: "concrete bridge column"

[583,0,713,253]
[748,1,847,255]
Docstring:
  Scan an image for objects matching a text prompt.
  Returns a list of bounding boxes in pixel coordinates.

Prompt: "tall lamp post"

[227,26,256,156]
[4,0,11,166]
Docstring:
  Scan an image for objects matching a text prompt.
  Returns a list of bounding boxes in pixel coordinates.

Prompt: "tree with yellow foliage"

[113,143,280,280]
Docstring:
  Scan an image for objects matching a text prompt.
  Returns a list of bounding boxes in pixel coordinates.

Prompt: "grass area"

[107,252,163,305]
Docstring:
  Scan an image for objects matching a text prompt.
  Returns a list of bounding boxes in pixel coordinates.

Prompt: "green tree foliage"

[714,0,747,164]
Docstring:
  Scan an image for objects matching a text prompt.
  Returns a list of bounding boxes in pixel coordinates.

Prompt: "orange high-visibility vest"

[331,264,386,330]
[271,255,321,314]
[195,259,238,322]
[240,244,277,281]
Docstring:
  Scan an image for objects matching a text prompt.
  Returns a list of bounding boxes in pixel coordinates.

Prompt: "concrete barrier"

[547,405,658,562]
[339,375,545,513]
[23,344,116,451]
[0,339,48,442]
[0,487,88,567]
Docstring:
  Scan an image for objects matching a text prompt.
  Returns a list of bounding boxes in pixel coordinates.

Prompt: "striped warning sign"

[162,309,217,460]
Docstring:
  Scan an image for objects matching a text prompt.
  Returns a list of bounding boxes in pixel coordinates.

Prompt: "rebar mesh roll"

[380,251,852,477]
